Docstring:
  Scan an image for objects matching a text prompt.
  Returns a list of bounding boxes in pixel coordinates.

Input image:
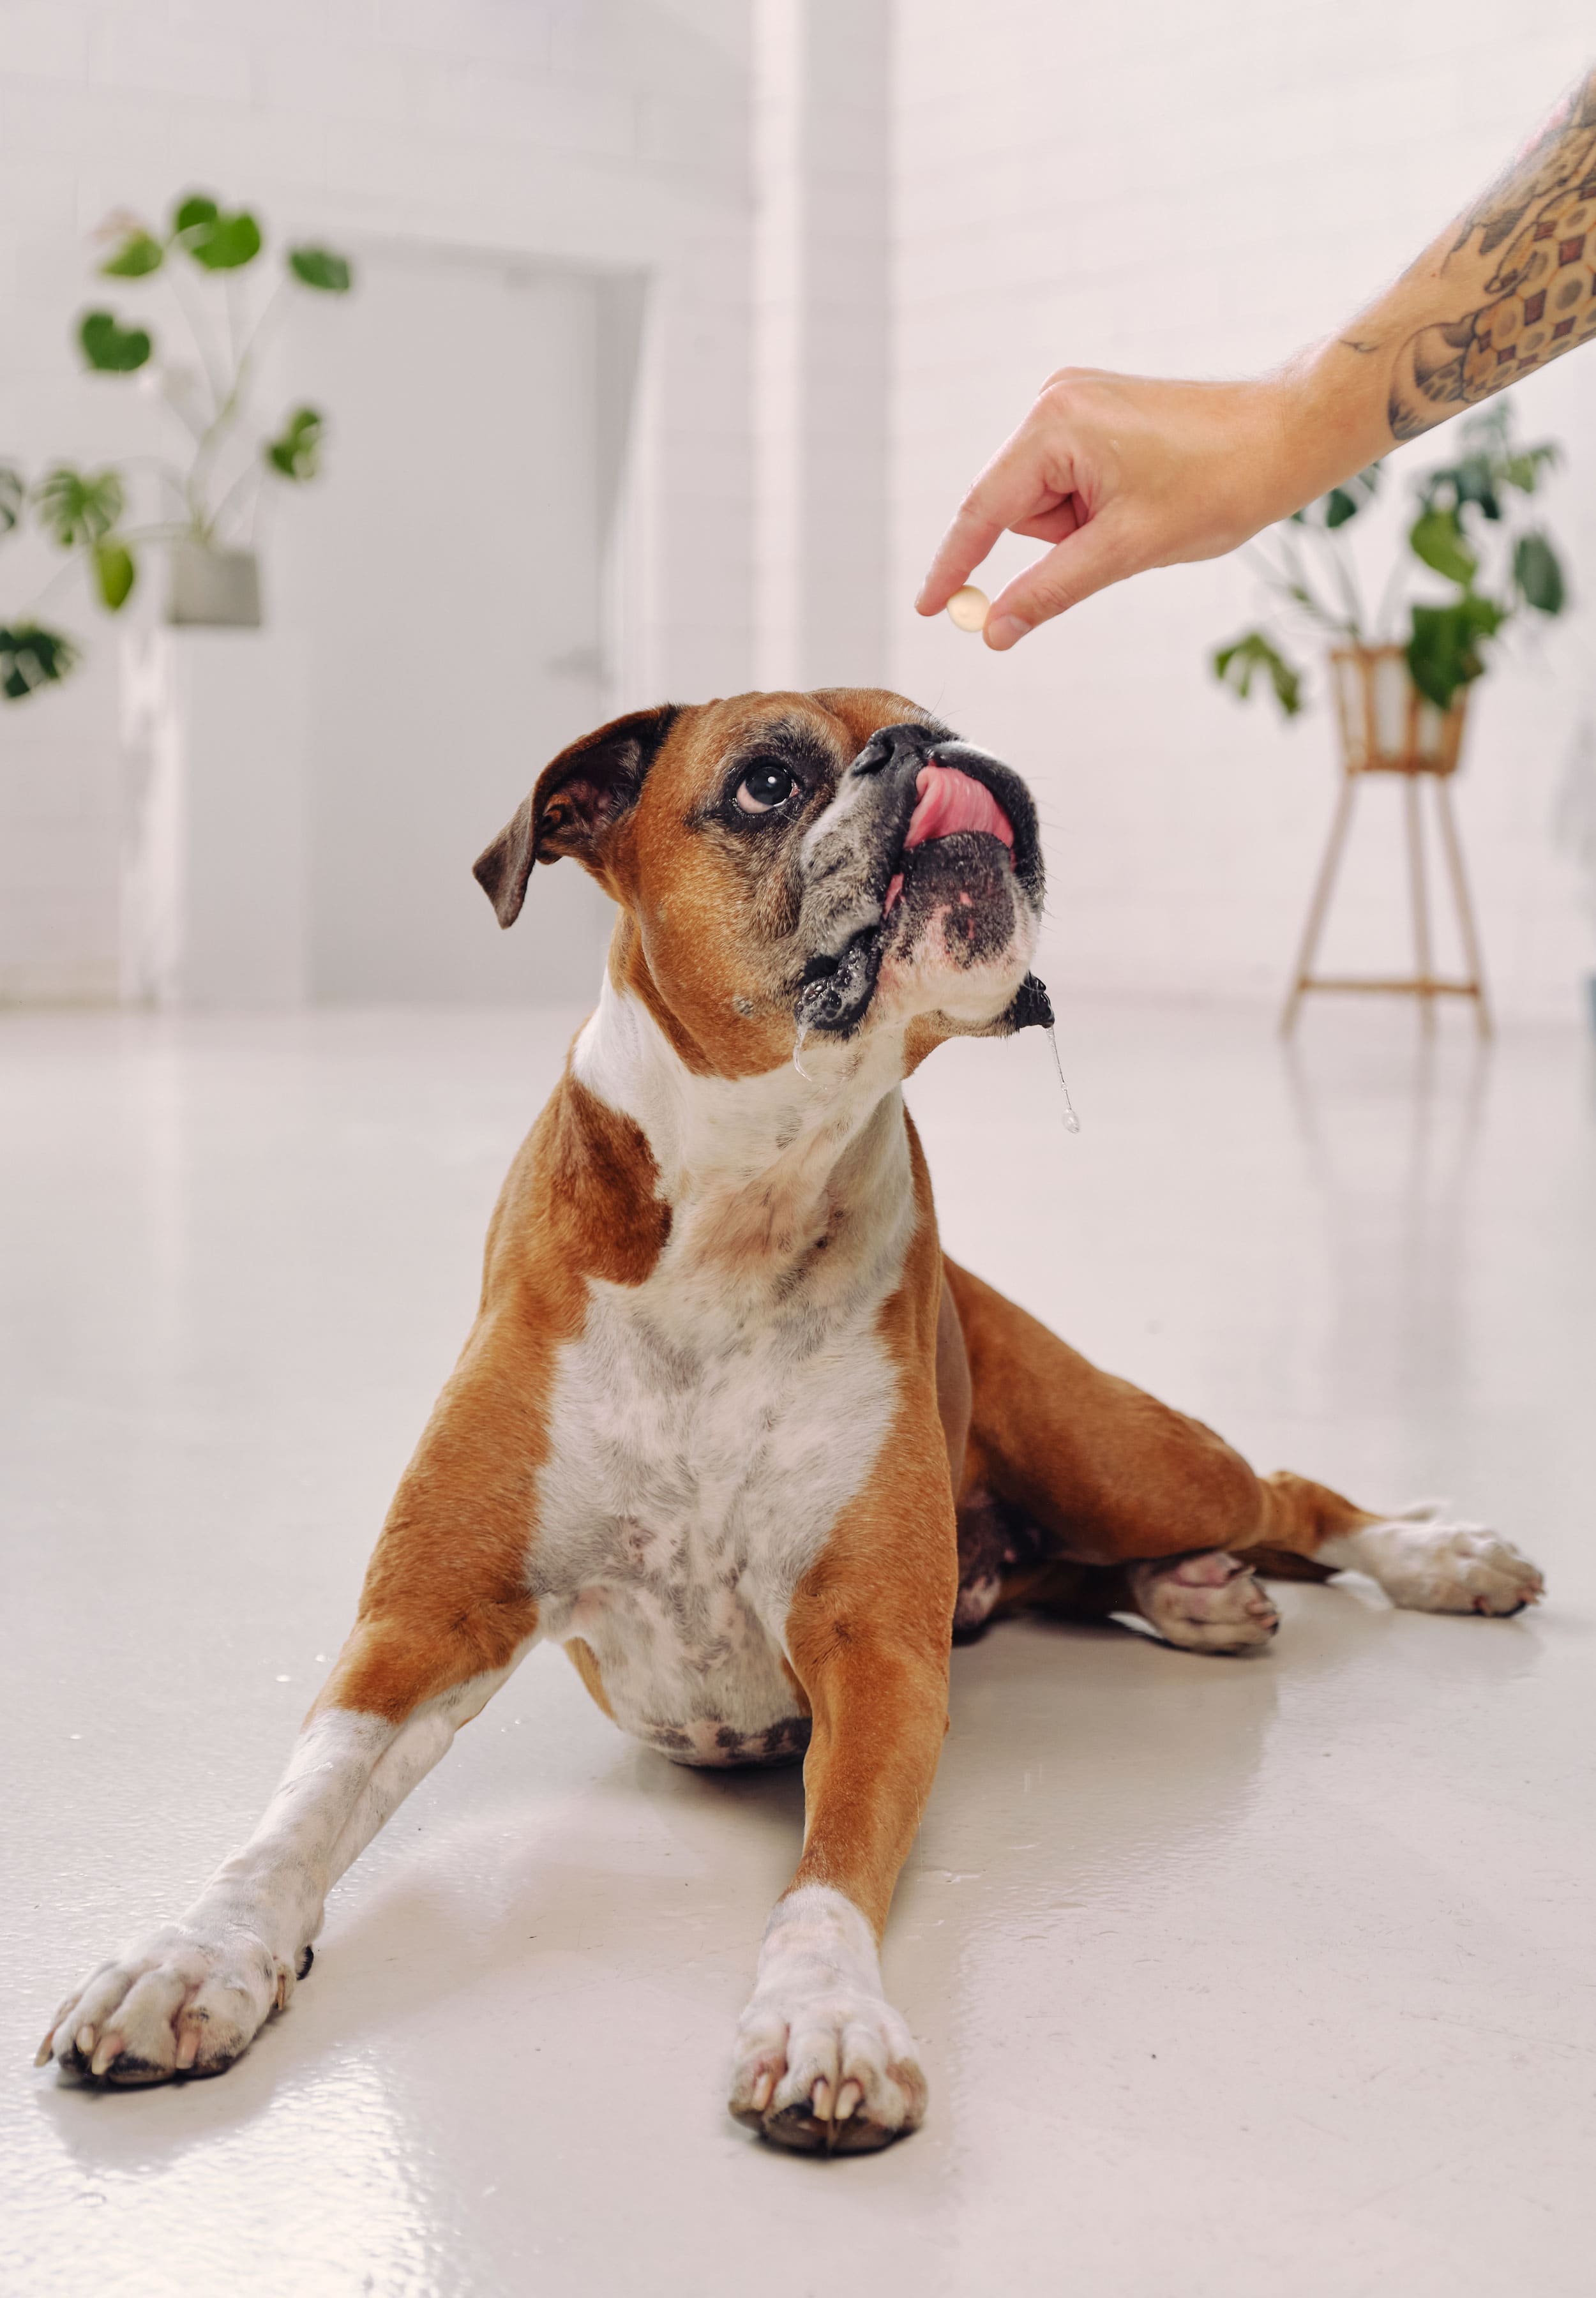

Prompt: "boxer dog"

[38,689,1544,2151]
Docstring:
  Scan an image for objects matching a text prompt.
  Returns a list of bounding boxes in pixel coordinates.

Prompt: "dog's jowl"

[38,689,1544,2153]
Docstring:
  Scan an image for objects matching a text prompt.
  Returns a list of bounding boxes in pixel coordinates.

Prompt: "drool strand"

[1044,1023,1081,1134]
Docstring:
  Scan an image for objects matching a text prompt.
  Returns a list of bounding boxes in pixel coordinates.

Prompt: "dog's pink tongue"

[903,765,1013,852]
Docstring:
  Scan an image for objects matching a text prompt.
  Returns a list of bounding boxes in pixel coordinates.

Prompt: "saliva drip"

[1044,1023,1081,1134]
[792,1023,814,1082]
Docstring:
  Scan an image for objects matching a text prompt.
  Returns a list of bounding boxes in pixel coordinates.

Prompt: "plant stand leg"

[1281,776,1357,1036]
[1434,777,1493,1040]
[1405,774,1436,1034]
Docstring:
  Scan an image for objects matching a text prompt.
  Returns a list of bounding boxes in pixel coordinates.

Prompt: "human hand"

[915,367,1320,650]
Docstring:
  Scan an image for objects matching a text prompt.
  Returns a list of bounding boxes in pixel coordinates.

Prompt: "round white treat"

[945,585,989,633]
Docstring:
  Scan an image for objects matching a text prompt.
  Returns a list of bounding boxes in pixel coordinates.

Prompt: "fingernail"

[986,614,1027,649]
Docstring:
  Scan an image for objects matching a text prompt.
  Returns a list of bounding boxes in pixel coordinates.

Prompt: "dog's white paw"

[729,1886,926,2154]
[1323,1507,1544,1616]
[35,1918,303,2085]
[1127,1549,1280,1654]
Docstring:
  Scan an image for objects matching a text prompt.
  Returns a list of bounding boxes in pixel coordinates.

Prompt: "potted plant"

[1211,399,1569,747]
[0,191,352,701]
[1208,400,1571,1032]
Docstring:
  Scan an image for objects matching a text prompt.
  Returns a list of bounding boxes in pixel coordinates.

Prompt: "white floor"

[3,997,1593,2298]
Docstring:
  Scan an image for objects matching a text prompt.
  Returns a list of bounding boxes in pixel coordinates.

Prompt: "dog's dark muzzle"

[793,723,1048,1039]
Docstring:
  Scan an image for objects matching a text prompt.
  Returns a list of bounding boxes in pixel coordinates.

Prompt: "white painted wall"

[889,1,1596,1021]
[6,3,1595,1019]
[0,0,753,1003]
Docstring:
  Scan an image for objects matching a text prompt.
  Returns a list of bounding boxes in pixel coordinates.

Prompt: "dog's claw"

[836,2080,862,2121]
[90,2032,122,2078]
[811,2078,833,2121]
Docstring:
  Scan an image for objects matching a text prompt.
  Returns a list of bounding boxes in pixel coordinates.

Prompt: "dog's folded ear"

[472,703,680,927]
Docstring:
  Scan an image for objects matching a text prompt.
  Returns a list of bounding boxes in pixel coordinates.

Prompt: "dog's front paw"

[34,1918,303,2085]
[1127,1549,1280,1653]
[728,1886,926,2154]
[1327,1508,1544,1616]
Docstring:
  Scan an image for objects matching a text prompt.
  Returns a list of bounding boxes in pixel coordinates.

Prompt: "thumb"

[983,513,1136,649]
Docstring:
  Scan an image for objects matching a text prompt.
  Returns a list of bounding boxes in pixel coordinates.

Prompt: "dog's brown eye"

[735,762,795,814]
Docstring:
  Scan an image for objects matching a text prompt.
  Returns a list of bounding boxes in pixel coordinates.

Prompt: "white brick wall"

[0,0,755,1001]
[889,1,1596,1020]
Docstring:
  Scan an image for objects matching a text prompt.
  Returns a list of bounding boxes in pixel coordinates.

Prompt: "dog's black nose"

[849,721,938,780]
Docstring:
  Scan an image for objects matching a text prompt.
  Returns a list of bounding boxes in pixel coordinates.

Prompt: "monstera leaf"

[79,310,153,372]
[1406,594,1505,711]
[1212,630,1304,719]
[33,466,124,549]
[0,624,78,701]
[1408,507,1477,587]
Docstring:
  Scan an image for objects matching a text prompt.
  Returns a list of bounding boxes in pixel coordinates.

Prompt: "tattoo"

[1389,68,1596,442]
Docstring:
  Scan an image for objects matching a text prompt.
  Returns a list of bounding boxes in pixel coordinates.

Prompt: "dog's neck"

[573,973,916,1280]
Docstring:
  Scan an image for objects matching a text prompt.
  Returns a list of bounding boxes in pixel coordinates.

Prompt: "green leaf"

[100,230,165,279]
[1514,530,1565,615]
[1323,488,1358,529]
[79,309,153,372]
[93,538,137,612]
[182,209,262,271]
[172,192,220,234]
[1405,597,1505,710]
[33,465,125,549]
[1452,453,1501,521]
[0,465,22,536]
[1212,630,1304,720]
[1408,506,1477,587]
[287,245,353,294]
[264,405,324,482]
[0,622,78,701]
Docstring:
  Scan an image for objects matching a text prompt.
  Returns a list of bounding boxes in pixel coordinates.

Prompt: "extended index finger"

[914,418,1077,614]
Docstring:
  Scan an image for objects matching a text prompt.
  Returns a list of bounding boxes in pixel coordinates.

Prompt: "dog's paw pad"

[1128,1550,1279,1654]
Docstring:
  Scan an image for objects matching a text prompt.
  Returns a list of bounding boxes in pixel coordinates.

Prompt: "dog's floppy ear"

[472,703,680,928]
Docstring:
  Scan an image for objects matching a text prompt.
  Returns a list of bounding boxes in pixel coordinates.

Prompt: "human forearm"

[1276,62,1596,486]
[918,64,1596,644]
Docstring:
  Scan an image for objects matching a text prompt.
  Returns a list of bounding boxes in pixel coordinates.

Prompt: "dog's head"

[473,687,1049,1076]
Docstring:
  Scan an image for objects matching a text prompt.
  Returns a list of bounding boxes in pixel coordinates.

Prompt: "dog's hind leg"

[941,1257,1542,1651]
[36,1319,543,2087]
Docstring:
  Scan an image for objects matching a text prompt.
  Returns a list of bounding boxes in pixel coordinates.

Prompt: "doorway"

[283,248,622,1003]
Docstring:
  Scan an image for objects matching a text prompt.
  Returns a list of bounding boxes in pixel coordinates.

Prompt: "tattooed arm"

[1382,70,1596,439]
[918,66,1596,649]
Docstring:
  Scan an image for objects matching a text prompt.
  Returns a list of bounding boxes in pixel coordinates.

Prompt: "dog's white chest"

[531,1269,898,1764]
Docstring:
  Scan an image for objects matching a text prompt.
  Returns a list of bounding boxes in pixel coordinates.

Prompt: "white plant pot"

[167,543,262,629]
[119,627,308,1007]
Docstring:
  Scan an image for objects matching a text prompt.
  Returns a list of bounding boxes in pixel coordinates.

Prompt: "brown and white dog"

[38,688,1544,2151]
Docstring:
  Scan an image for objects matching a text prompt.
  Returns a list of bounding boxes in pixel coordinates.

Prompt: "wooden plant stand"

[1281,643,1491,1037]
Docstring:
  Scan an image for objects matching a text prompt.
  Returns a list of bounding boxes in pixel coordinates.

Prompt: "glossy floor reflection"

[4,1000,1592,2297]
